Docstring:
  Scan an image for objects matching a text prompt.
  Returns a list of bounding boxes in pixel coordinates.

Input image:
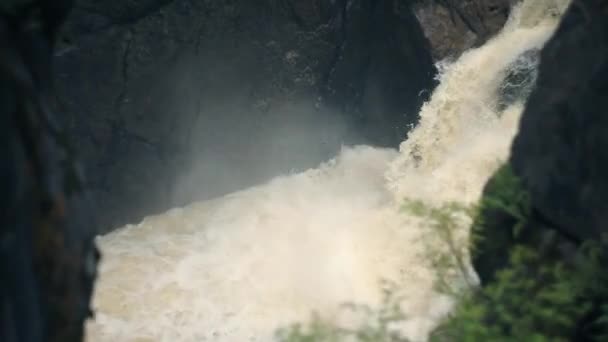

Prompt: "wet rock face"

[55,0,437,231]
[322,0,437,147]
[474,0,608,281]
[413,0,515,60]
[497,48,540,111]
[510,0,608,241]
[54,0,522,231]
[470,3,608,337]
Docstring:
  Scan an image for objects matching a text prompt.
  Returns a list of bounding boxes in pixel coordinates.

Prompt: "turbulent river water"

[86,1,571,341]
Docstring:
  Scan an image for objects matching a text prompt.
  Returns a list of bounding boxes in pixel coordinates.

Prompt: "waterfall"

[85,1,570,341]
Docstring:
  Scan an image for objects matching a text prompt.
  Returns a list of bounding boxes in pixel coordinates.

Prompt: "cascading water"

[85,1,571,341]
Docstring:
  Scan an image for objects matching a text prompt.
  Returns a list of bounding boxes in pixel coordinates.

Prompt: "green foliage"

[275,283,409,342]
[430,243,605,341]
[275,315,343,342]
[474,164,531,238]
[402,199,476,296]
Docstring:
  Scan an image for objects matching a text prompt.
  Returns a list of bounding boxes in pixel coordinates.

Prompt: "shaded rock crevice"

[323,0,437,147]
[413,0,514,60]
[55,0,523,231]
[510,0,608,241]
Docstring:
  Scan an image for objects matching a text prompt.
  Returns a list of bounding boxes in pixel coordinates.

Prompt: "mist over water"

[86,1,570,341]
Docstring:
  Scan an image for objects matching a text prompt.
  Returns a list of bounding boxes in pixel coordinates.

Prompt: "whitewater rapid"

[86,1,570,341]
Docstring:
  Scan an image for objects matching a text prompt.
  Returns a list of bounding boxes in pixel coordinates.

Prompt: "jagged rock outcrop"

[510,0,608,242]
[475,0,608,276]
[55,0,437,231]
[472,2,608,338]
[413,0,515,60]
[497,48,540,110]
[479,0,608,277]
[469,2,608,338]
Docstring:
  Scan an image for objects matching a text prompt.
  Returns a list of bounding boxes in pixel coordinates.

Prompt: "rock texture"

[413,0,515,60]
[55,0,518,231]
[510,0,608,242]
[322,0,437,145]
[474,0,608,299]
[55,0,438,231]
[471,1,608,338]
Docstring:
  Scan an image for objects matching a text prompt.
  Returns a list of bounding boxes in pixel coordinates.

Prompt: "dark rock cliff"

[475,0,608,281]
[55,0,438,231]
[413,0,515,60]
[472,0,608,338]
[510,0,608,242]
[55,0,516,231]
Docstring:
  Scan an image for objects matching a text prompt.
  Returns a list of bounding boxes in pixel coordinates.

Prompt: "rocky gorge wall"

[413,0,516,60]
[54,0,512,231]
[475,0,608,282]
[470,0,608,338]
